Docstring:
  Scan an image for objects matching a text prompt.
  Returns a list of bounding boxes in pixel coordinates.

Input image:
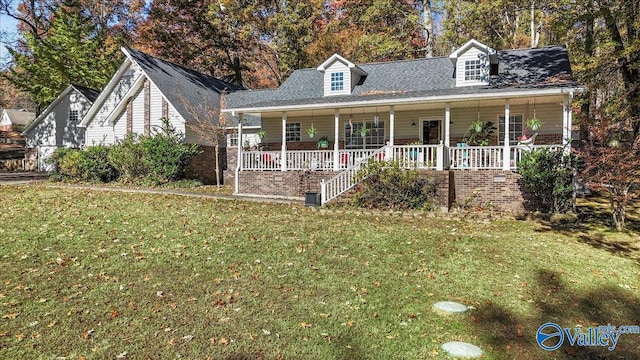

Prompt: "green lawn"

[1,184,639,359]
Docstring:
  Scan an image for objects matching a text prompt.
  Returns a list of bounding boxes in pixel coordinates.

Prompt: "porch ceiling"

[257,94,566,118]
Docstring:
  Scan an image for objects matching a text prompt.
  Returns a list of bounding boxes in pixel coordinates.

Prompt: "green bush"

[139,126,200,184]
[81,145,116,182]
[107,133,147,182]
[352,160,437,210]
[48,121,200,185]
[518,147,576,213]
[50,148,84,180]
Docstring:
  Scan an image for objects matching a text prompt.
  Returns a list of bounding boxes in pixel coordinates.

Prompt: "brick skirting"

[237,170,339,198]
[452,170,525,212]
[235,168,529,212]
[185,145,227,185]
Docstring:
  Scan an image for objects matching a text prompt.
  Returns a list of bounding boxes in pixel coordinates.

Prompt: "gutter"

[223,86,586,114]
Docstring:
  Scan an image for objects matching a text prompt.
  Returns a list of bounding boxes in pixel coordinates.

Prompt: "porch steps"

[320,147,385,205]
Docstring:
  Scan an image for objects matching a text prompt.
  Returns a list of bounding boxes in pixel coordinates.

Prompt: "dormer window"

[330,72,344,92]
[317,54,367,97]
[449,39,495,87]
[464,60,482,81]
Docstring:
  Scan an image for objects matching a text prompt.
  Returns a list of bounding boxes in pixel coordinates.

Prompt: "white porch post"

[444,103,451,147]
[503,100,511,170]
[281,111,287,171]
[563,91,573,153]
[234,112,244,195]
[389,105,395,146]
[333,109,340,171]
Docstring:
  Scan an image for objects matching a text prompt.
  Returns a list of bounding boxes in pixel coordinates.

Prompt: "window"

[69,109,79,122]
[344,121,385,149]
[330,72,344,92]
[285,123,301,142]
[464,59,482,81]
[498,114,523,144]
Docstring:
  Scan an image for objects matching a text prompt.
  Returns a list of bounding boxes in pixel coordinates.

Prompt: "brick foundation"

[452,170,525,212]
[237,170,339,198]
[185,145,227,185]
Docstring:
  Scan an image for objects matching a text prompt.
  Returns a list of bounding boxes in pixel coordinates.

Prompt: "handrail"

[321,147,385,205]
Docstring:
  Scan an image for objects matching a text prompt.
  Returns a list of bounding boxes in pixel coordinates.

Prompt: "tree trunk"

[422,0,433,57]
[215,144,221,187]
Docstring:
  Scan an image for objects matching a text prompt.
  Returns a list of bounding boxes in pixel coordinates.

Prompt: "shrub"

[107,133,147,182]
[352,160,437,210]
[50,148,84,180]
[81,145,116,182]
[518,147,576,213]
[139,126,200,184]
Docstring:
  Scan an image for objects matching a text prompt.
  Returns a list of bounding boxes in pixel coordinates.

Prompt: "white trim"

[444,103,451,147]
[222,87,585,114]
[317,53,367,76]
[79,59,133,127]
[449,39,495,60]
[23,85,75,135]
[104,74,146,125]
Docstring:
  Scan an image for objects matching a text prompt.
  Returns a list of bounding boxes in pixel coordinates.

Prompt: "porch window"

[285,122,301,142]
[464,60,482,81]
[498,114,523,145]
[330,72,344,92]
[69,109,79,122]
[344,121,385,149]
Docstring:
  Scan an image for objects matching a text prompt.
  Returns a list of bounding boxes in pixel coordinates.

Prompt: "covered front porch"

[232,93,574,173]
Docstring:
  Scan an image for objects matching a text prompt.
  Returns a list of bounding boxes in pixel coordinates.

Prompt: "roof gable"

[448,39,495,60]
[23,85,98,135]
[317,53,367,76]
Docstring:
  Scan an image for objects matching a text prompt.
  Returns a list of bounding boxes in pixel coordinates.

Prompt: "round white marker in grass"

[441,341,483,358]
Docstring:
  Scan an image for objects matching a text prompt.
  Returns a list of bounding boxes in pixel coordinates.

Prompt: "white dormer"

[449,39,497,87]
[317,54,367,97]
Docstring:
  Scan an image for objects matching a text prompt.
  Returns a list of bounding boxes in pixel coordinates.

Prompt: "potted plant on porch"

[526,117,543,131]
[317,136,329,149]
[307,125,317,139]
[408,140,422,160]
[463,121,496,146]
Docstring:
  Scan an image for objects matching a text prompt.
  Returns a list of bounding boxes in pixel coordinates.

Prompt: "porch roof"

[225,46,584,114]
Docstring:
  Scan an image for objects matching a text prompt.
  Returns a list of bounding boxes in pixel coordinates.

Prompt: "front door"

[421,120,441,145]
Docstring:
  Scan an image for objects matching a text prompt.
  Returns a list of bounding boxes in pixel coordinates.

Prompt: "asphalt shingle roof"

[124,48,255,126]
[226,45,579,110]
[72,84,100,103]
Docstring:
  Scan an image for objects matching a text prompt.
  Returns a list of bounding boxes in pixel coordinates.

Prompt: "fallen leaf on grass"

[3,313,18,319]
[300,322,312,328]
[16,333,25,341]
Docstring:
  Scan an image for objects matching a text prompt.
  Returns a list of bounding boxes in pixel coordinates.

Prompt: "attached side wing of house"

[79,47,246,147]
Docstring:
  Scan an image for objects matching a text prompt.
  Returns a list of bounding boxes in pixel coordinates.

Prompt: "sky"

[0,4,19,67]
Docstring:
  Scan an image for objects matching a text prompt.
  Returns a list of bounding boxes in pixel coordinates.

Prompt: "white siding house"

[23,85,99,171]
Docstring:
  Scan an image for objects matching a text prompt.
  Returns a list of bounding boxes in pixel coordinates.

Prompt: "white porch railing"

[240,144,565,172]
[389,145,440,169]
[449,146,504,170]
[285,150,334,171]
[241,151,282,170]
[321,147,385,205]
[512,144,564,168]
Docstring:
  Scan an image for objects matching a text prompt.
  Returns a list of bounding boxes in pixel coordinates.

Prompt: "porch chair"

[517,133,538,151]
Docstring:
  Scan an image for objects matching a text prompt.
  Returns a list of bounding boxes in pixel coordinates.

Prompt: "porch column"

[503,100,511,170]
[389,105,395,146]
[281,112,287,171]
[563,91,573,153]
[234,112,244,195]
[333,109,340,171]
[444,103,451,147]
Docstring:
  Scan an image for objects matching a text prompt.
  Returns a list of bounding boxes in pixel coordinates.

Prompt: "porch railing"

[389,145,440,169]
[240,144,566,172]
[449,146,504,170]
